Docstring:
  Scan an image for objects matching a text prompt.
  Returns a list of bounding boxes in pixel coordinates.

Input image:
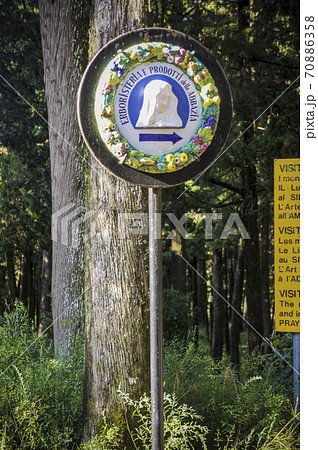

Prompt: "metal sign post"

[77,27,232,449]
[293,332,300,413]
[148,188,164,449]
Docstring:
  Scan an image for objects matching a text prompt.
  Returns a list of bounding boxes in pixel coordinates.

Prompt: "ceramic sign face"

[77,28,232,187]
[94,43,220,174]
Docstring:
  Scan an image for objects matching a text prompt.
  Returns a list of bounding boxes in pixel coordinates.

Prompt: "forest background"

[0,0,301,449]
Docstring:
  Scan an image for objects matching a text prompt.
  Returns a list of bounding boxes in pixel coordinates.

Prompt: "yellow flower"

[167,162,176,171]
[180,153,188,163]
[194,75,202,84]
[165,153,175,163]
[200,83,215,107]
[212,95,220,107]
[202,69,209,77]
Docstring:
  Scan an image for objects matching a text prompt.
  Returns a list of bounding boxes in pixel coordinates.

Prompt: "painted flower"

[114,144,127,157]
[102,84,115,95]
[111,59,119,71]
[187,68,194,77]
[204,116,216,129]
[165,153,175,162]
[112,131,121,139]
[212,95,220,107]
[167,161,176,171]
[202,69,209,77]
[200,83,215,107]
[194,74,203,84]
[199,143,209,153]
[174,157,180,165]
[106,133,113,143]
[167,55,174,63]
[175,56,184,64]
[105,105,113,116]
[193,134,203,144]
[180,153,188,163]
[179,48,187,57]
[117,67,126,78]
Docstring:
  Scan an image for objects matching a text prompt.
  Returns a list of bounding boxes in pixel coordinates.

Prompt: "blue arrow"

[139,132,182,145]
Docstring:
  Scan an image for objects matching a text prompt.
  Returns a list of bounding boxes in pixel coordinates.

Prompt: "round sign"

[78,28,232,187]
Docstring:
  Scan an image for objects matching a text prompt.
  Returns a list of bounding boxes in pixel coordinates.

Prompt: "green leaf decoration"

[151,44,166,60]
[157,163,168,171]
[146,154,161,161]
[198,127,213,143]
[139,157,156,165]
[109,71,119,85]
[129,150,145,157]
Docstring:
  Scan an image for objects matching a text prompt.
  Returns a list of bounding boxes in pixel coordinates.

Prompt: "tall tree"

[39,0,159,437]
[211,246,225,360]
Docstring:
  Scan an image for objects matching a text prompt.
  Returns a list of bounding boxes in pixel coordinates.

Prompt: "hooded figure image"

[136,80,183,128]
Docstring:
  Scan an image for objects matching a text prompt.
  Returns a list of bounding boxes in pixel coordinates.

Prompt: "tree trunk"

[192,257,199,345]
[40,0,156,439]
[38,249,52,335]
[0,264,6,312]
[260,199,272,338]
[243,161,264,352]
[211,248,224,360]
[170,229,186,292]
[28,255,35,325]
[197,255,208,330]
[20,255,28,307]
[230,241,244,368]
[39,0,90,353]
[223,249,230,356]
[6,250,17,307]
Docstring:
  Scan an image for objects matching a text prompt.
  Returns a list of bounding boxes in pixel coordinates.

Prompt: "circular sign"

[78,28,232,187]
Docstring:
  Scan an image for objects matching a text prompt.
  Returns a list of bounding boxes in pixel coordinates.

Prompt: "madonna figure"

[136,80,183,128]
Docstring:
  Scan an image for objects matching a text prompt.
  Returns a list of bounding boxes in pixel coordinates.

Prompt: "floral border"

[97,42,220,174]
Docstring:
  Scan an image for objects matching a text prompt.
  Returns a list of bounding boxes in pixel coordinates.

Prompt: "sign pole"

[148,187,164,450]
[293,332,300,413]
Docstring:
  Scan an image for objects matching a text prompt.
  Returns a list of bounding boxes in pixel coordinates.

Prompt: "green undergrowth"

[0,303,299,449]
[0,302,84,449]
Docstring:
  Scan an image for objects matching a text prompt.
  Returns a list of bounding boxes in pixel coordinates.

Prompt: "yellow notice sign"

[274,159,300,332]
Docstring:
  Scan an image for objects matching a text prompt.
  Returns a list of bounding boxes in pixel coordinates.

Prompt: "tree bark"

[40,0,156,439]
[39,0,90,353]
[260,199,272,338]
[28,254,35,324]
[230,241,244,368]
[6,250,17,307]
[170,229,186,292]
[197,255,208,330]
[0,264,7,312]
[211,247,224,361]
[223,249,230,356]
[243,161,264,352]
[38,249,52,335]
